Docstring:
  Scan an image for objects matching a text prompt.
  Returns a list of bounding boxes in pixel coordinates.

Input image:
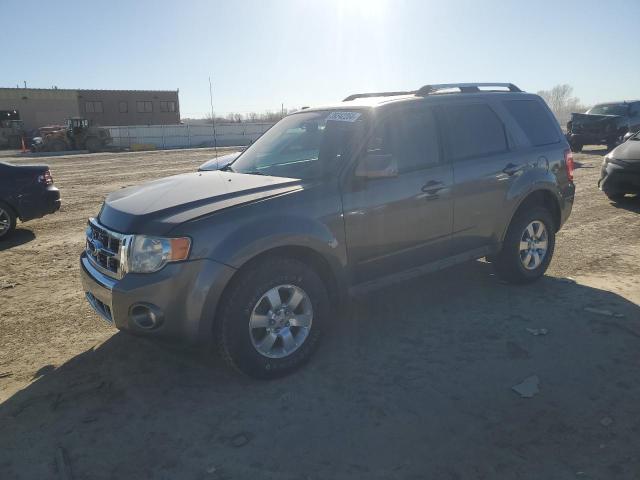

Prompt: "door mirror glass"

[355,153,398,179]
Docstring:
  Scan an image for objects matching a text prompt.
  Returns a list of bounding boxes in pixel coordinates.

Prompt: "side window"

[367,108,440,173]
[442,103,508,161]
[136,101,153,113]
[503,99,559,146]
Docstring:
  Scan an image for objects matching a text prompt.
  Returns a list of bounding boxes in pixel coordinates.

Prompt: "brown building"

[0,88,180,131]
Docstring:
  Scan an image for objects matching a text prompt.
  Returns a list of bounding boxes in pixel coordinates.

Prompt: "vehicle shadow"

[1,261,640,479]
[610,194,640,213]
[580,147,608,156]
[0,228,35,251]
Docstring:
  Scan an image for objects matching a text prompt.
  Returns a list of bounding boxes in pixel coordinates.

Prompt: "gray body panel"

[81,89,575,343]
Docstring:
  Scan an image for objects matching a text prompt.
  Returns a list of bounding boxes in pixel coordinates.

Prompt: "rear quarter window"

[442,103,508,161]
[503,99,560,147]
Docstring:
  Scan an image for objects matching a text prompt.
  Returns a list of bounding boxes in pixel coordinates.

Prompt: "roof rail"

[416,83,522,96]
[343,91,415,102]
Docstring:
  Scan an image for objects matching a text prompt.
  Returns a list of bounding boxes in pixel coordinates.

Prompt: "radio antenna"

[209,76,218,156]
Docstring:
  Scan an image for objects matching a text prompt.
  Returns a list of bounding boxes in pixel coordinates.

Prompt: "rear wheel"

[47,139,67,152]
[85,137,101,153]
[215,257,329,379]
[0,202,16,240]
[570,141,583,153]
[494,207,556,284]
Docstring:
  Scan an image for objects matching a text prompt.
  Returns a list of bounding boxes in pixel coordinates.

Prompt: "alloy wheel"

[249,284,313,359]
[0,208,10,237]
[519,220,548,270]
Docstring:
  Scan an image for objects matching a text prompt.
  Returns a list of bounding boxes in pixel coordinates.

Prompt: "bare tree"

[537,84,589,126]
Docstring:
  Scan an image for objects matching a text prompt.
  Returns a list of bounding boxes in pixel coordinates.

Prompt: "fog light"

[129,303,163,330]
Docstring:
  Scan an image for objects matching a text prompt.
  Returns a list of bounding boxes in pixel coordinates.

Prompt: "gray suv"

[81,83,575,378]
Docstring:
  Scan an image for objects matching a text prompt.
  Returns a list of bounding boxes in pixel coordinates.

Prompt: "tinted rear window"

[442,103,508,160]
[504,99,560,146]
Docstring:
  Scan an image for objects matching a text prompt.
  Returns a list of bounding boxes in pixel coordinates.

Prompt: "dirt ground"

[1,147,639,479]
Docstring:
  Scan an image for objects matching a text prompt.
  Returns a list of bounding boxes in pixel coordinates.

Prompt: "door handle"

[421,180,444,197]
[502,162,522,176]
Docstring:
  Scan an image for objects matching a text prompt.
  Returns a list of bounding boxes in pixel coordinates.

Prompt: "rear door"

[441,101,521,254]
[341,105,453,283]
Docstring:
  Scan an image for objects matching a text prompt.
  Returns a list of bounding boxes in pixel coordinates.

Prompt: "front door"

[341,105,454,284]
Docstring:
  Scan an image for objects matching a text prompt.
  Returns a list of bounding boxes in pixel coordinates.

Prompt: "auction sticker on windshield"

[326,111,361,122]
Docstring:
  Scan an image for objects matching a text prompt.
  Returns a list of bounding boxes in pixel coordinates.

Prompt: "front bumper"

[80,252,236,343]
[599,160,640,194]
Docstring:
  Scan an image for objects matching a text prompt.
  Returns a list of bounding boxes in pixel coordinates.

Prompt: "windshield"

[587,104,629,116]
[229,110,363,179]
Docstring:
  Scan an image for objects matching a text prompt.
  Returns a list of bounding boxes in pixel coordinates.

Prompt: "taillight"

[38,169,54,185]
[564,149,574,182]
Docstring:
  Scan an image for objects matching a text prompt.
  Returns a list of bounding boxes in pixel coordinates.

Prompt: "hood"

[609,138,640,163]
[198,152,241,171]
[98,171,302,235]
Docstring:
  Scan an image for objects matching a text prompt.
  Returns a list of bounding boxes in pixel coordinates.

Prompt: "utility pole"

[281,103,284,118]
[209,76,218,156]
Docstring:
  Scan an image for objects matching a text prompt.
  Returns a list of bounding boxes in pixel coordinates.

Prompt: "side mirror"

[355,153,398,179]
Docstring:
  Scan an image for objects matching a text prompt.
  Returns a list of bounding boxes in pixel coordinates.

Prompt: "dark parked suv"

[81,83,575,378]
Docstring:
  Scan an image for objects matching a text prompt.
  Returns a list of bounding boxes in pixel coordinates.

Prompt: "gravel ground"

[0,147,639,479]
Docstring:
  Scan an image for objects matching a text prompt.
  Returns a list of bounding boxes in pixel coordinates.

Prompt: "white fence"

[106,123,274,149]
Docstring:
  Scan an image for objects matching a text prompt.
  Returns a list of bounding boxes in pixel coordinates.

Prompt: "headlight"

[126,235,191,273]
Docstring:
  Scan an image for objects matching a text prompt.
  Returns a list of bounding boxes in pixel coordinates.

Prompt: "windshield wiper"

[244,170,267,176]
[220,164,235,172]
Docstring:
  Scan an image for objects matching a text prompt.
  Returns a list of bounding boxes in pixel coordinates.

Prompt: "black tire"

[493,206,556,284]
[85,137,100,153]
[605,191,626,201]
[0,201,17,240]
[47,139,67,152]
[570,142,583,153]
[215,256,329,379]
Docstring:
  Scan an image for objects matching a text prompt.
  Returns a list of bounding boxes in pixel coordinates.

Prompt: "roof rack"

[342,91,415,102]
[342,83,522,103]
[416,83,521,95]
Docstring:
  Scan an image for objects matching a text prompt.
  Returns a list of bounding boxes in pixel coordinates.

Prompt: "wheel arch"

[501,188,562,242]
[212,244,347,334]
[0,198,20,221]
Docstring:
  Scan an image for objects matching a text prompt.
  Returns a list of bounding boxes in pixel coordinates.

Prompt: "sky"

[2,0,638,118]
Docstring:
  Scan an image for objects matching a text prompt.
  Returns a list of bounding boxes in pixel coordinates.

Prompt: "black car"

[566,101,640,152]
[0,162,61,239]
[599,131,640,200]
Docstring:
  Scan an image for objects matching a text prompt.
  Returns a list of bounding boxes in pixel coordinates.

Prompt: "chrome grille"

[85,218,128,279]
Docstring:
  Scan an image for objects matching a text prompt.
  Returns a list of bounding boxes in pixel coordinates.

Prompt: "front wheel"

[494,207,556,284]
[215,257,329,379]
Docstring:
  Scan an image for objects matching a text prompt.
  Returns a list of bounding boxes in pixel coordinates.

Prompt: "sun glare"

[336,0,389,20]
